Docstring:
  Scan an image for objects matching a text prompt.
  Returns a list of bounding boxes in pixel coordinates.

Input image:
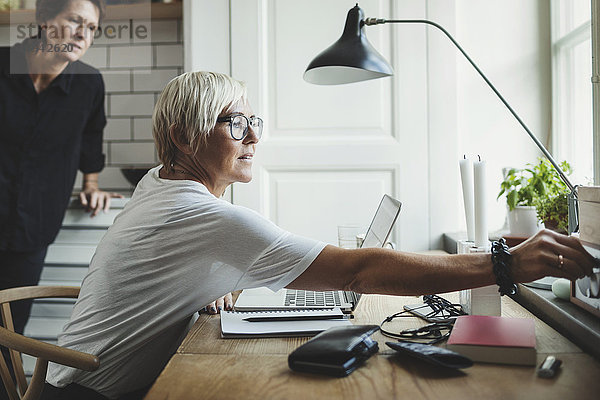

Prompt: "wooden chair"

[0,286,99,400]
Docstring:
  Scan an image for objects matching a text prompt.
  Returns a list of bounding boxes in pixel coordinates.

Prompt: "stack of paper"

[220,308,352,338]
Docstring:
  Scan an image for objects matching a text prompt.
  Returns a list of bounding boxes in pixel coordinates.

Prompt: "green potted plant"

[535,191,569,234]
[497,158,571,236]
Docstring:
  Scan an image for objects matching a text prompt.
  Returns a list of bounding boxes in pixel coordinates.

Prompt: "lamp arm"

[365,18,575,193]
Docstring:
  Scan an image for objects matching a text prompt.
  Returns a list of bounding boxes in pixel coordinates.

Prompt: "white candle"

[459,156,475,242]
[474,156,488,248]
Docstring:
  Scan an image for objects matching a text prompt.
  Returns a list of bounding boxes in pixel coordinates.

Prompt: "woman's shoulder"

[138,169,275,225]
[70,59,102,75]
[0,45,19,72]
[172,189,269,226]
[0,47,8,70]
[214,200,280,232]
[69,60,104,90]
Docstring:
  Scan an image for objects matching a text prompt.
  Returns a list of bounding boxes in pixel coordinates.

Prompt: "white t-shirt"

[46,166,326,399]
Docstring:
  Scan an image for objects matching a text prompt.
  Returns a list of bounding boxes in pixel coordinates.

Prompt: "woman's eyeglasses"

[216,114,263,141]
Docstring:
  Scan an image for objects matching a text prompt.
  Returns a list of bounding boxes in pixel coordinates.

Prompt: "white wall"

[455,0,551,232]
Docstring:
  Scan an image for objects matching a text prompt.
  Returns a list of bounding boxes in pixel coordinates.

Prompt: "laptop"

[234,194,402,313]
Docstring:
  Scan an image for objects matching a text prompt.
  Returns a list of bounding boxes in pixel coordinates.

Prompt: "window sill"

[513,283,600,359]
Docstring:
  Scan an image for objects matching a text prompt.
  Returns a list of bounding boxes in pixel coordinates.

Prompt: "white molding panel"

[267,168,395,245]
[266,0,392,139]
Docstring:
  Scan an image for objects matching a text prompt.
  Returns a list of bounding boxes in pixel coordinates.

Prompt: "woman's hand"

[203,293,233,314]
[80,173,123,217]
[510,229,597,283]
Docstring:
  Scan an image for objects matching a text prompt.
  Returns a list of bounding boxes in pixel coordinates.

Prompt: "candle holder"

[458,239,500,316]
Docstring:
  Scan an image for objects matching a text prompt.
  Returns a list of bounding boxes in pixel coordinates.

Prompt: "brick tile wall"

[76,18,184,191]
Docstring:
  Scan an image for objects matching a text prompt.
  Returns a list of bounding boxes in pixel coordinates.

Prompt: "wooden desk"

[145,294,600,400]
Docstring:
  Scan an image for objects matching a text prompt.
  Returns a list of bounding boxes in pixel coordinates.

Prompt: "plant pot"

[542,219,567,234]
[507,206,541,237]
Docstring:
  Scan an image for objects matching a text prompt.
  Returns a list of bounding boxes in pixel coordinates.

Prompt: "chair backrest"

[0,286,99,400]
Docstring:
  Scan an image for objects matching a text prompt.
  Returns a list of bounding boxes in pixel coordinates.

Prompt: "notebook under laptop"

[234,194,402,313]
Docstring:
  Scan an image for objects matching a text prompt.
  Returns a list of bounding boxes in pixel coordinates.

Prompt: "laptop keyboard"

[284,289,342,307]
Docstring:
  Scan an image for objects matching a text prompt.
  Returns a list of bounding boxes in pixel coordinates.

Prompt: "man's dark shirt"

[0,40,106,251]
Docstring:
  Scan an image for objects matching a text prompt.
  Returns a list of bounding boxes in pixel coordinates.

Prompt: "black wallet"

[288,325,380,377]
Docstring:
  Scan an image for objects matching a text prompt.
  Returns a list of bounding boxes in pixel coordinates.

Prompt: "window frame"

[550,0,598,185]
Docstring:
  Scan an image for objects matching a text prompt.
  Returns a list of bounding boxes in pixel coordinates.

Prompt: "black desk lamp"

[304,4,579,232]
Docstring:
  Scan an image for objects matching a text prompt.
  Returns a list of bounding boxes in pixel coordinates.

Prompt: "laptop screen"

[361,195,402,249]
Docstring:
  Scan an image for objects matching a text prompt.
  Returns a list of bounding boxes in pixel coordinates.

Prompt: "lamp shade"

[304,4,393,85]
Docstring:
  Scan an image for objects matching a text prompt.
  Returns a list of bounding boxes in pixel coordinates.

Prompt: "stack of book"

[446,315,537,366]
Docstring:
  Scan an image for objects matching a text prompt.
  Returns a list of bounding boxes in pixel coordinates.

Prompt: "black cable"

[380,295,466,344]
[422,295,466,320]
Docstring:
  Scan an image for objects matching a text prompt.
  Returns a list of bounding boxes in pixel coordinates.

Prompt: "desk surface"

[145,293,600,400]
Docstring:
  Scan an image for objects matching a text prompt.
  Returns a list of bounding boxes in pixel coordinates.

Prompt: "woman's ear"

[169,125,194,155]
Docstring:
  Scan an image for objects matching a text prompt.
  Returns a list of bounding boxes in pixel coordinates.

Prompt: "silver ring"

[558,254,564,269]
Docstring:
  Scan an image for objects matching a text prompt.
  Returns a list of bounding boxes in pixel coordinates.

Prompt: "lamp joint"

[364,18,385,26]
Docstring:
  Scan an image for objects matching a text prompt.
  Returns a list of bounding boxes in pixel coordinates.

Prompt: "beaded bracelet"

[491,238,518,296]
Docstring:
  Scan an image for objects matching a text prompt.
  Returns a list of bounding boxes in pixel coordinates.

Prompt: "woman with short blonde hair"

[153,71,248,174]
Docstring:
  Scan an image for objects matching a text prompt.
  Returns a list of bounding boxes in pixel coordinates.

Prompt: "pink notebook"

[446,315,536,366]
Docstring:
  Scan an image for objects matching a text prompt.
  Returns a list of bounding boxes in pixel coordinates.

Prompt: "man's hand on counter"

[80,173,124,217]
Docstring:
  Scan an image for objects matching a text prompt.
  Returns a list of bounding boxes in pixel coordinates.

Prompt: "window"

[551,0,595,185]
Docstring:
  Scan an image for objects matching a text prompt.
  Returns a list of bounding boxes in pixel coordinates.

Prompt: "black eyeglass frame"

[216,114,263,141]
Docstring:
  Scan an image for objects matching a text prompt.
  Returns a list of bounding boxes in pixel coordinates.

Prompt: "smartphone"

[403,304,458,323]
